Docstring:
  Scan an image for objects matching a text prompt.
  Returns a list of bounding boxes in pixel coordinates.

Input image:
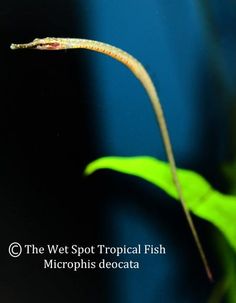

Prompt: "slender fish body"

[10,37,212,280]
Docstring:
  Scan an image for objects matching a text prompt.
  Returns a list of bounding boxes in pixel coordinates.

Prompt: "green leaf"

[85,156,236,252]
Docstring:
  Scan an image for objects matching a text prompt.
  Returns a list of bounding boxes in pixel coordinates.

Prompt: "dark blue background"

[0,1,235,302]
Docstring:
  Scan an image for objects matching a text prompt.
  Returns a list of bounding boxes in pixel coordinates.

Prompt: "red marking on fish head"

[36,42,62,50]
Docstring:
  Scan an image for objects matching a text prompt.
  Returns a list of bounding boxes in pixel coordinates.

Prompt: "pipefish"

[11,37,212,280]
